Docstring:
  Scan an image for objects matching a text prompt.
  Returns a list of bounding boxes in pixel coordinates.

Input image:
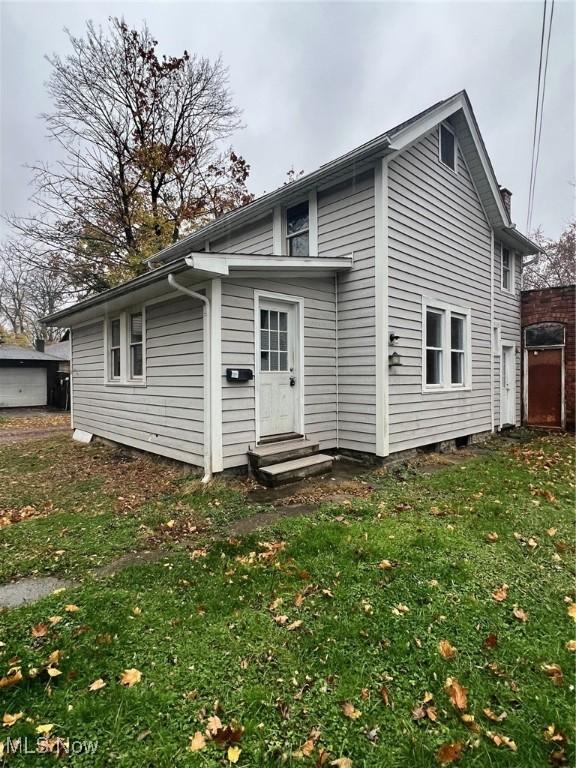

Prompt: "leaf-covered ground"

[0,432,574,766]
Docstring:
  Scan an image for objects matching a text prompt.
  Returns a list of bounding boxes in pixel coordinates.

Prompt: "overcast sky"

[1,0,574,240]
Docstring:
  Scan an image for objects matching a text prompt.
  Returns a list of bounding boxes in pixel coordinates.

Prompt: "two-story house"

[45,90,539,484]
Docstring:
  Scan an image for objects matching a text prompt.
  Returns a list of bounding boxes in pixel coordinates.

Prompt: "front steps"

[248,438,334,487]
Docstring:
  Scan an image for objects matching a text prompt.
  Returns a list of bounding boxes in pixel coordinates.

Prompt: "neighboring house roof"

[45,340,71,361]
[0,345,62,362]
[43,90,541,328]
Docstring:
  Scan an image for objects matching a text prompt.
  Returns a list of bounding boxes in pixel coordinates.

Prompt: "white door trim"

[500,342,516,427]
[254,290,305,444]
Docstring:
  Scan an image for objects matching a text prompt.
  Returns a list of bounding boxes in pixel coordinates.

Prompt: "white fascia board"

[186,253,353,274]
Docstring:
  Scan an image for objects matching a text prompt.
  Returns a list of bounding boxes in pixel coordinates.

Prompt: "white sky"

[1,0,574,239]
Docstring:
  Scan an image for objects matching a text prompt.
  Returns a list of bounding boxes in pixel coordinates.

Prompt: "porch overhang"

[185,252,354,277]
[42,253,353,328]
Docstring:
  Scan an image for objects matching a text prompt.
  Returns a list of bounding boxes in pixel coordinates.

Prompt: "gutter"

[167,273,212,483]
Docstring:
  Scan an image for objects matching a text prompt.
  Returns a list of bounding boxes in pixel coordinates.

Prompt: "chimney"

[35,338,45,353]
[499,187,512,218]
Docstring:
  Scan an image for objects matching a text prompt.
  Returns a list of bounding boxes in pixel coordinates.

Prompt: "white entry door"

[257,299,301,439]
[500,344,516,426]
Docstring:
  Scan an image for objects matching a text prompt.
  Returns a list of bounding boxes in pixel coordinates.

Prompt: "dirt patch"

[93,550,172,577]
[228,504,319,535]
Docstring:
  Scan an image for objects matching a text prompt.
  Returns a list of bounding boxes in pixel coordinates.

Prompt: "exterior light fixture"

[389,333,400,344]
[388,351,402,367]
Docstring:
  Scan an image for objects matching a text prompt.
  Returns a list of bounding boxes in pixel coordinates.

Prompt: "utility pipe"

[167,273,212,483]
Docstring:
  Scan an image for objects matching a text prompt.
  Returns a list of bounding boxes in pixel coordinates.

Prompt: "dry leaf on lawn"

[46,667,62,678]
[567,603,576,622]
[483,633,498,650]
[2,712,23,728]
[379,686,391,707]
[287,620,303,631]
[205,715,223,735]
[486,532,499,542]
[0,669,23,689]
[88,678,106,692]
[188,731,206,752]
[486,731,517,751]
[120,668,142,687]
[378,559,394,570]
[35,724,54,734]
[512,606,528,622]
[330,759,353,768]
[483,708,507,723]
[64,604,80,613]
[491,585,508,602]
[31,623,49,638]
[227,745,241,763]
[340,701,362,720]
[565,640,576,651]
[438,640,457,659]
[436,741,464,764]
[444,677,468,711]
[542,663,564,686]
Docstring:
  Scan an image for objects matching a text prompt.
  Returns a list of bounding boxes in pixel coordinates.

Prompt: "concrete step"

[248,438,319,469]
[257,453,334,487]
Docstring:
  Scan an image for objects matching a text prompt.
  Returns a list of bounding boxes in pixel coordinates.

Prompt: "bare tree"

[0,242,69,342]
[9,18,253,293]
[523,222,576,289]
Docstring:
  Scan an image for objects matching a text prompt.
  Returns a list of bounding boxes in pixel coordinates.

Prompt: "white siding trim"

[334,273,340,449]
[490,229,495,431]
[69,328,75,430]
[273,206,283,255]
[253,290,305,444]
[308,189,318,257]
[210,278,223,472]
[375,158,390,456]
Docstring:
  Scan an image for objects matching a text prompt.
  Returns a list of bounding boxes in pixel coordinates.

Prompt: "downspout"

[167,273,212,483]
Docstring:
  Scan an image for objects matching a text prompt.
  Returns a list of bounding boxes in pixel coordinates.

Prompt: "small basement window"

[439,123,456,172]
[286,201,309,256]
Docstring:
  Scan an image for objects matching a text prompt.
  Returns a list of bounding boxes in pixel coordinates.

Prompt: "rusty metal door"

[527,348,563,427]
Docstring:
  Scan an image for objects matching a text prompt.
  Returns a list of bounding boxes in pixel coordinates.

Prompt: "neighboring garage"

[0,344,62,408]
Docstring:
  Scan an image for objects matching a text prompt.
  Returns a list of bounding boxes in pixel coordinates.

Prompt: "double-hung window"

[106,308,145,384]
[501,246,513,292]
[286,201,309,256]
[423,300,471,391]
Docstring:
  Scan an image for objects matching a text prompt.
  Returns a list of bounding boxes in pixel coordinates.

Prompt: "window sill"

[439,160,458,176]
[422,385,472,394]
[105,380,147,388]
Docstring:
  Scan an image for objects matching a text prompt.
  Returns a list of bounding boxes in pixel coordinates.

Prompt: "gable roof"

[148,89,538,266]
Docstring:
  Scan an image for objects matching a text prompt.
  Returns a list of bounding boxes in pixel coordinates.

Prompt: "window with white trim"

[423,302,471,390]
[439,123,457,172]
[106,308,145,384]
[286,201,309,256]
[501,246,513,292]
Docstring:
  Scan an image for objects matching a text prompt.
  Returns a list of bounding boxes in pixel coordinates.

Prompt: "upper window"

[501,247,513,292]
[424,301,470,390]
[439,124,456,172]
[525,323,565,348]
[106,308,145,384]
[286,201,309,256]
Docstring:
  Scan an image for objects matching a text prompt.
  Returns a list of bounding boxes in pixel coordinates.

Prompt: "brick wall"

[521,285,576,431]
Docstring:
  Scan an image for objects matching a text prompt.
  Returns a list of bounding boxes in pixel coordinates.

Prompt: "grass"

[0,432,574,766]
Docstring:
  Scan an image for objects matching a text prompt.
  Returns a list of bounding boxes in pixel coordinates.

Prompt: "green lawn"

[0,433,574,766]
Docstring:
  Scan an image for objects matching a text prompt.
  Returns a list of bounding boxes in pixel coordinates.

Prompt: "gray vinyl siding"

[387,127,493,452]
[71,295,204,465]
[494,244,522,425]
[220,276,337,469]
[210,215,273,254]
[318,171,377,453]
